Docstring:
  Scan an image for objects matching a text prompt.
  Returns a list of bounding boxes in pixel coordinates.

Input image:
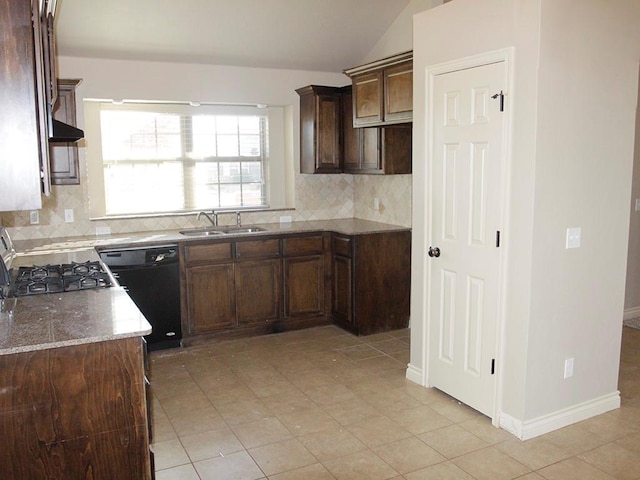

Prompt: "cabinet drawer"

[283,235,324,257]
[332,235,352,257]
[184,242,233,264]
[236,238,280,259]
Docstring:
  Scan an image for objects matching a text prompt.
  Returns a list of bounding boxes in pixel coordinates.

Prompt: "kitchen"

[2,0,640,479]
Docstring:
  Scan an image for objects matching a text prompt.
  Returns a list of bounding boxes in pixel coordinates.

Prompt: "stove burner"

[11,261,113,297]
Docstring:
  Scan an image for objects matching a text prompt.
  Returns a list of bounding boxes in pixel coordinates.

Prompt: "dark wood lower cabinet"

[181,229,410,343]
[0,337,152,479]
[332,231,411,335]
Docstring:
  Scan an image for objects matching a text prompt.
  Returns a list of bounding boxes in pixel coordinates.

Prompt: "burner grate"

[11,261,113,296]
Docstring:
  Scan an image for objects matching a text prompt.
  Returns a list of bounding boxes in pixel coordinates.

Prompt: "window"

[87,102,280,217]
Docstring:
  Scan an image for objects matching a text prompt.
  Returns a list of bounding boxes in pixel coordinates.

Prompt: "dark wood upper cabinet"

[296,85,343,174]
[50,79,81,185]
[341,86,412,175]
[344,51,413,127]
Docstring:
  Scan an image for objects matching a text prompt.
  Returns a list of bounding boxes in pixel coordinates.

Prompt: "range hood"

[49,119,84,143]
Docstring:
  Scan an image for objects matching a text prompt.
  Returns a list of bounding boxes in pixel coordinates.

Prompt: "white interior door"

[427,61,506,417]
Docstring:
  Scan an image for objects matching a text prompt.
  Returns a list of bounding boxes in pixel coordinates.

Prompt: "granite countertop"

[2,218,409,356]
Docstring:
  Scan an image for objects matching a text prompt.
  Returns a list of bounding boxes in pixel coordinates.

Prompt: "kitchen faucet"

[196,211,217,226]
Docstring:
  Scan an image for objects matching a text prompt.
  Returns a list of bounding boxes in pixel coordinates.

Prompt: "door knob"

[428,246,441,258]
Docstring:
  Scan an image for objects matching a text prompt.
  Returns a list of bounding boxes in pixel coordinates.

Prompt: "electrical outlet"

[635,198,640,212]
[373,197,380,211]
[565,227,581,249]
[95,226,111,236]
[564,357,574,379]
[279,215,292,225]
[29,210,39,225]
[64,209,74,223]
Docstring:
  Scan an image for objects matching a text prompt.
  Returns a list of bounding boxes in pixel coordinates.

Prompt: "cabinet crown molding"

[343,50,413,77]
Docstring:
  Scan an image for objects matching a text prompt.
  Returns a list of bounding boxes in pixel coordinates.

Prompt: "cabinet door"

[297,85,342,174]
[341,87,361,172]
[284,255,325,319]
[352,71,383,127]
[361,128,381,172]
[186,263,236,334]
[235,259,282,325]
[50,79,80,184]
[384,60,413,124]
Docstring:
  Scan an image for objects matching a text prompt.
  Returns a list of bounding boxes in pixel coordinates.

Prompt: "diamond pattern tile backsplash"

[0,170,411,241]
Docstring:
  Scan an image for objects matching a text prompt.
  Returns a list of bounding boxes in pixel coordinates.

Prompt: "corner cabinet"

[296,85,343,174]
[331,231,411,336]
[341,86,412,175]
[344,51,413,127]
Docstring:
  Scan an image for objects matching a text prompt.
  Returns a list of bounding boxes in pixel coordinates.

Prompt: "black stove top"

[12,261,113,297]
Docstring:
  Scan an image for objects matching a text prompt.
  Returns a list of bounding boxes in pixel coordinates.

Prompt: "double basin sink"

[179,225,266,237]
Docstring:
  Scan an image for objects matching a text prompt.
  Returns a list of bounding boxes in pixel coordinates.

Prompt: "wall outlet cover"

[95,226,111,236]
[566,227,581,249]
[279,216,292,225]
[64,209,74,223]
[29,211,39,225]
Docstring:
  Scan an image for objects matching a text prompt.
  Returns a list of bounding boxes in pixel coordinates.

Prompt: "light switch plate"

[566,227,581,249]
[64,209,74,223]
[29,211,39,225]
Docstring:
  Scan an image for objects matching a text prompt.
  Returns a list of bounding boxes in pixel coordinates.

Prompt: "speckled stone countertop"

[2,218,408,356]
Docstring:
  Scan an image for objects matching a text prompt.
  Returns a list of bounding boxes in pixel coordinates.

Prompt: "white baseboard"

[624,307,640,321]
[499,391,620,440]
[405,363,423,385]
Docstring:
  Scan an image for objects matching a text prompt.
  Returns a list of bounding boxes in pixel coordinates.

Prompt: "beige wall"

[411,0,640,437]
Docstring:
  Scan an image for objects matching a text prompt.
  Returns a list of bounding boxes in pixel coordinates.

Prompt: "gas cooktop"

[11,261,113,297]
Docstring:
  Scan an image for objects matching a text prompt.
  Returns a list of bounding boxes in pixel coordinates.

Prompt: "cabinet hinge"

[496,231,501,248]
[491,358,496,375]
[491,90,505,112]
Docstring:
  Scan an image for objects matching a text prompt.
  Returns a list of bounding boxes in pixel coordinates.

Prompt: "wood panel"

[186,262,236,333]
[0,338,151,479]
[235,259,282,324]
[284,255,325,318]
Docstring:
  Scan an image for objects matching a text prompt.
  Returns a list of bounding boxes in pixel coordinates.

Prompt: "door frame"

[421,48,514,424]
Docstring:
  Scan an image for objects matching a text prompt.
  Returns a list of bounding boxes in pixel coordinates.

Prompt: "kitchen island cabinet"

[0,337,152,479]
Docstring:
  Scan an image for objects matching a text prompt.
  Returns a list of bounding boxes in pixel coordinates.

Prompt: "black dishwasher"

[99,245,181,351]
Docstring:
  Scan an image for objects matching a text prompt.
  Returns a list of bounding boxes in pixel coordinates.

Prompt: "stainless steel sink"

[179,229,226,237]
[179,226,266,236]
[214,226,266,234]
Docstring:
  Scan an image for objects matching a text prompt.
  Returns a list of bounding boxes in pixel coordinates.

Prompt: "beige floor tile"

[541,423,610,455]
[372,436,446,474]
[337,344,385,360]
[204,383,259,408]
[427,398,483,423]
[180,426,245,462]
[169,406,227,437]
[279,407,341,436]
[152,377,202,400]
[536,456,616,480]
[453,446,531,480]
[368,338,410,355]
[365,388,424,413]
[268,463,337,480]
[232,416,293,449]
[323,449,400,480]
[577,442,640,480]
[515,474,546,480]
[404,461,475,480]
[248,438,317,476]
[323,398,384,426]
[354,355,406,373]
[215,397,273,426]
[615,431,640,453]
[360,332,397,344]
[155,463,200,480]
[497,437,572,470]
[152,414,178,442]
[346,415,413,447]
[245,378,301,398]
[578,410,640,443]
[193,450,264,480]
[419,424,489,458]
[458,417,514,445]
[261,391,316,416]
[387,405,453,434]
[159,390,213,419]
[152,438,191,471]
[298,426,367,461]
[304,383,358,406]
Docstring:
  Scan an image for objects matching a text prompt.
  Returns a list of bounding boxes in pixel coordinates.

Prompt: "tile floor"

[150,325,640,480]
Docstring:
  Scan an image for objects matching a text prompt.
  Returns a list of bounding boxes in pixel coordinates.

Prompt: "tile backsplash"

[1,171,411,241]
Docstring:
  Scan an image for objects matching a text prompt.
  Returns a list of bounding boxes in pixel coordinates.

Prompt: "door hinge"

[496,231,501,248]
[491,358,496,375]
[491,90,505,112]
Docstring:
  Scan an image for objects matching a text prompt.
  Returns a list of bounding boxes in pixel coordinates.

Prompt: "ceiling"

[55,0,411,72]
